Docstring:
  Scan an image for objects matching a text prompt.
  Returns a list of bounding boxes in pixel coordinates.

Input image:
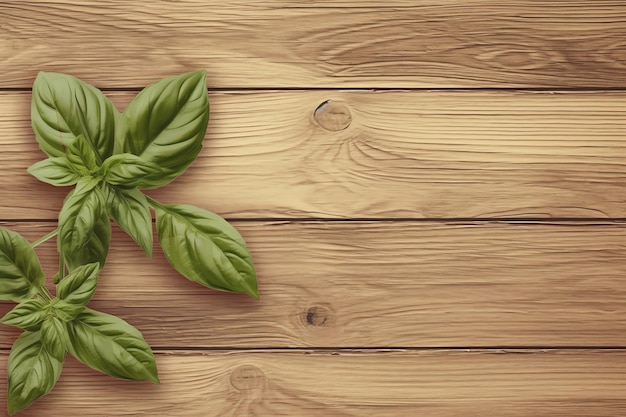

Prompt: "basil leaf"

[104,186,153,257]
[56,262,99,306]
[27,157,81,187]
[31,72,116,160]
[153,203,258,299]
[65,209,111,272]
[118,70,209,188]
[101,154,162,188]
[67,308,159,383]
[51,300,84,322]
[7,332,63,415]
[66,133,99,173]
[40,316,68,362]
[58,186,105,270]
[0,227,45,301]
[1,299,48,331]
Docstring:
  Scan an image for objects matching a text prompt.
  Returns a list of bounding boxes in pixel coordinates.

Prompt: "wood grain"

[1,90,625,220]
[2,221,626,348]
[0,349,624,417]
[1,1,626,88]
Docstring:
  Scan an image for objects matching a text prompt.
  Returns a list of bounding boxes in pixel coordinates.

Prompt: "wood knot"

[303,305,332,327]
[314,100,352,131]
[230,365,266,391]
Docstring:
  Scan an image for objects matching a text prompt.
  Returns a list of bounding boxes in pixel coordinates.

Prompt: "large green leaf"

[67,308,159,383]
[0,227,45,301]
[117,70,209,188]
[31,72,117,160]
[1,299,48,331]
[40,316,68,362]
[7,332,63,415]
[57,186,106,270]
[104,186,153,257]
[153,203,258,299]
[56,262,99,307]
[27,157,81,187]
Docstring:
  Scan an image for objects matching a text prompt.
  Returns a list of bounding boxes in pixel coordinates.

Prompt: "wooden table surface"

[1,1,626,416]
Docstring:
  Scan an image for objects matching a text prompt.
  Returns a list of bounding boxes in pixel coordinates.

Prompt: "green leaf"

[153,203,258,299]
[101,153,162,188]
[104,186,153,257]
[117,70,209,188]
[40,316,68,362]
[31,71,117,160]
[56,262,99,306]
[73,175,100,196]
[27,157,81,187]
[1,299,48,331]
[67,308,159,383]
[51,300,85,322]
[65,209,111,272]
[66,133,99,173]
[7,332,63,415]
[0,227,45,301]
[58,186,106,270]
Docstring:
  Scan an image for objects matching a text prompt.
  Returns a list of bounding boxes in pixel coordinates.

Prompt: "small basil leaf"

[7,332,63,415]
[27,157,81,187]
[101,154,162,188]
[50,299,84,322]
[66,134,99,173]
[0,227,45,301]
[56,262,99,306]
[153,203,258,299]
[31,72,117,160]
[118,70,209,188]
[73,176,100,196]
[104,186,153,257]
[58,187,105,271]
[1,299,48,331]
[67,308,159,383]
[40,316,68,362]
[65,209,111,272]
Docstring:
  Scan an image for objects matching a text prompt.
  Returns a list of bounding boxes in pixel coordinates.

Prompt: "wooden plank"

[0,349,625,416]
[1,90,625,220]
[1,1,626,88]
[2,221,626,348]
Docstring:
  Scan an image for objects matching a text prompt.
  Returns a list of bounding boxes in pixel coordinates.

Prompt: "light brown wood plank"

[1,90,625,219]
[2,221,626,348]
[1,1,626,88]
[0,349,625,416]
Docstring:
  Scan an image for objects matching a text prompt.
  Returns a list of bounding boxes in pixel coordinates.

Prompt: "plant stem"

[145,195,164,209]
[31,228,59,248]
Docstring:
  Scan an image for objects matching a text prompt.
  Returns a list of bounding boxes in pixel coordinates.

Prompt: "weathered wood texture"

[1,1,626,88]
[1,90,625,220]
[0,349,625,417]
[2,1,626,415]
[1,221,625,349]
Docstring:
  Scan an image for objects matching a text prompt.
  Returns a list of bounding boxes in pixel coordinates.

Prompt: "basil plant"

[0,71,258,414]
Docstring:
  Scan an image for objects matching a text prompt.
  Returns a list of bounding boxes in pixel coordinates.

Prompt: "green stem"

[145,195,165,210]
[31,228,59,248]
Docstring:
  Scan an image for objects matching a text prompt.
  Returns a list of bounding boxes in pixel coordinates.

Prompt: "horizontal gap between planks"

[4,87,626,93]
[2,218,626,224]
[2,346,626,353]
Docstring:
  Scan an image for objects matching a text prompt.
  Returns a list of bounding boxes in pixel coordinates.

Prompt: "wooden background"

[1,1,626,415]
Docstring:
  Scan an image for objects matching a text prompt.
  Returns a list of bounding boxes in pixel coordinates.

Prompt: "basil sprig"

[0,71,258,414]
